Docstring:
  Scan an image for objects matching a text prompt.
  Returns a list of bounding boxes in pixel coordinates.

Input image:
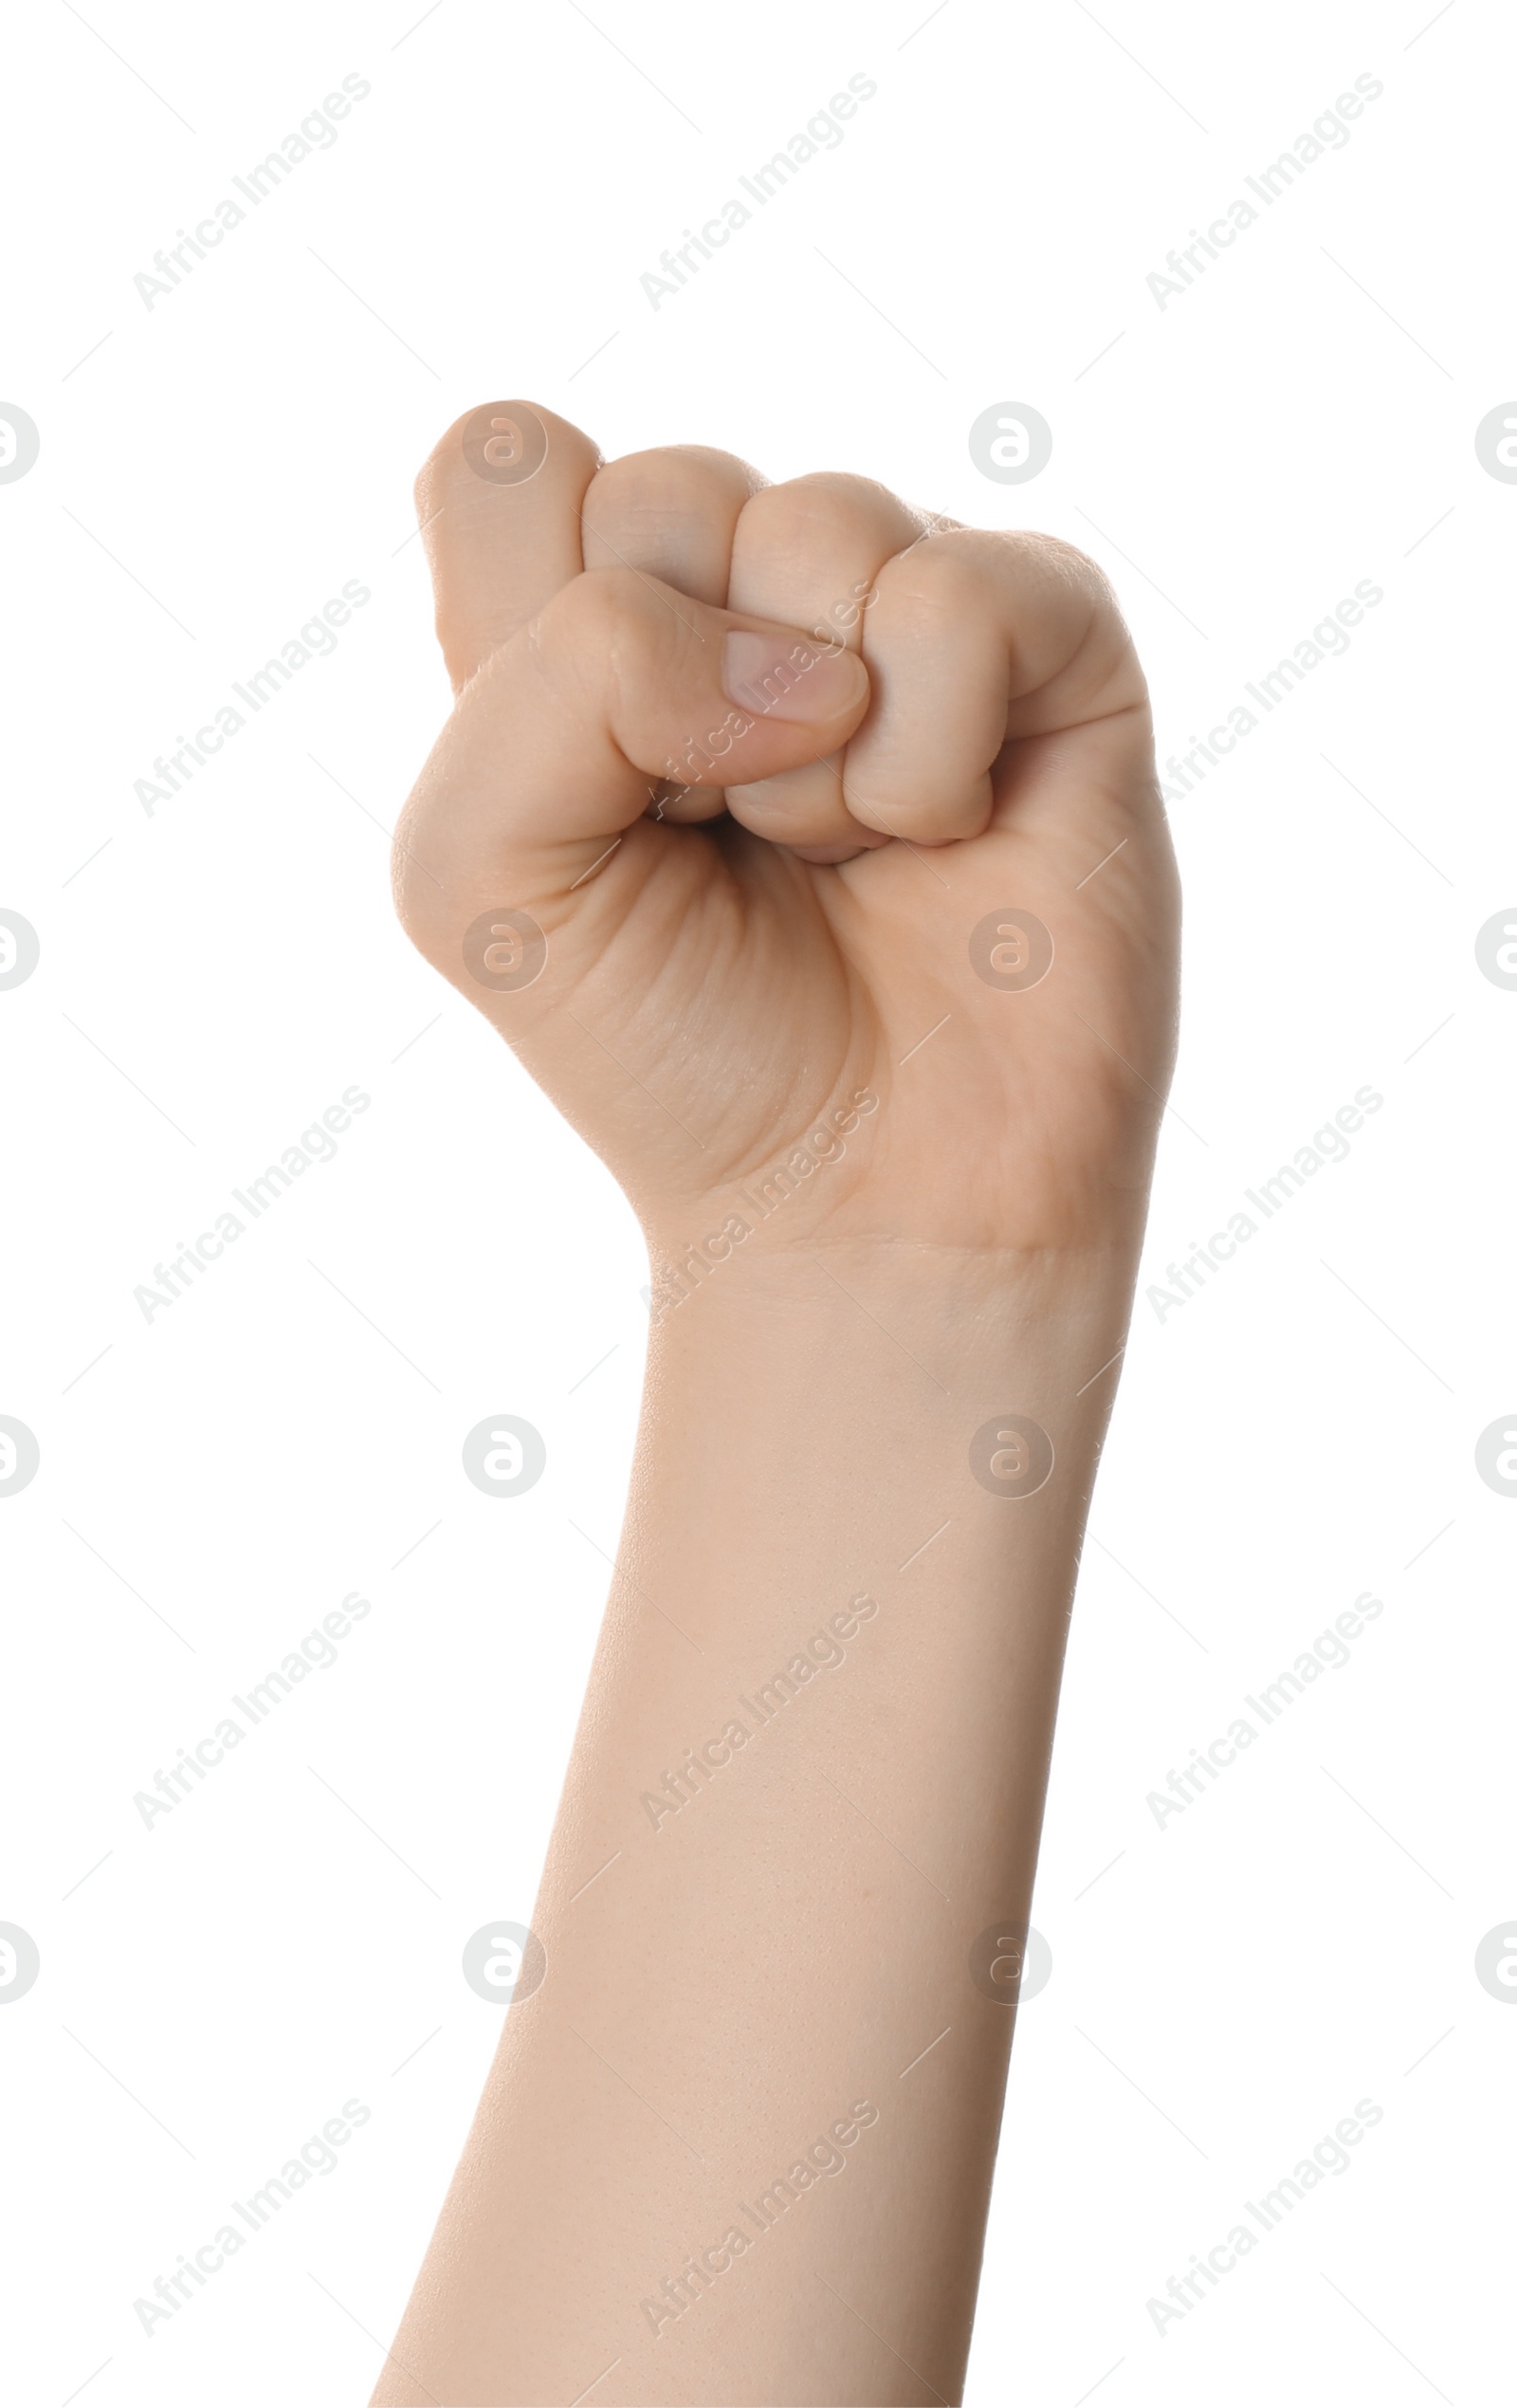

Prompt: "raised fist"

[395,402,1179,1277]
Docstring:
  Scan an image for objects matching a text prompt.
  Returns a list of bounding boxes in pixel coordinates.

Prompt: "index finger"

[414,398,602,693]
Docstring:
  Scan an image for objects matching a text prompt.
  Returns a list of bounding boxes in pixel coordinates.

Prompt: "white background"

[2,2,1512,2402]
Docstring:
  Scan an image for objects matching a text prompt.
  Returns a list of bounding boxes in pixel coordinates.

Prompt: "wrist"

[645,1221,1141,1372]
[630,1232,1140,1622]
[634,1084,1158,1315]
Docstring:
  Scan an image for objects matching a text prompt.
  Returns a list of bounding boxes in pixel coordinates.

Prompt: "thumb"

[393,563,869,987]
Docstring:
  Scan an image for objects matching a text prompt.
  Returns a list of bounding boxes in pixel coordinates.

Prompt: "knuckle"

[738,470,910,550]
[581,449,757,596]
[996,528,1115,607]
[877,526,1118,623]
[872,537,987,621]
[585,444,756,520]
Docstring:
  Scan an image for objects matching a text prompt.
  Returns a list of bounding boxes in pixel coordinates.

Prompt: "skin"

[371,401,1179,2407]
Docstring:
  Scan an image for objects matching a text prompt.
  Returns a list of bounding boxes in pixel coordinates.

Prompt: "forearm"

[375,1238,1138,2407]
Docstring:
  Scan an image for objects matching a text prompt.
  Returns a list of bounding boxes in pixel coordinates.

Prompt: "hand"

[394,403,1179,1274]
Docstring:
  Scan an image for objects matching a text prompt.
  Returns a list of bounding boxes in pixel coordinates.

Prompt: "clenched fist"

[373,405,1182,2408]
[394,403,1179,1279]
